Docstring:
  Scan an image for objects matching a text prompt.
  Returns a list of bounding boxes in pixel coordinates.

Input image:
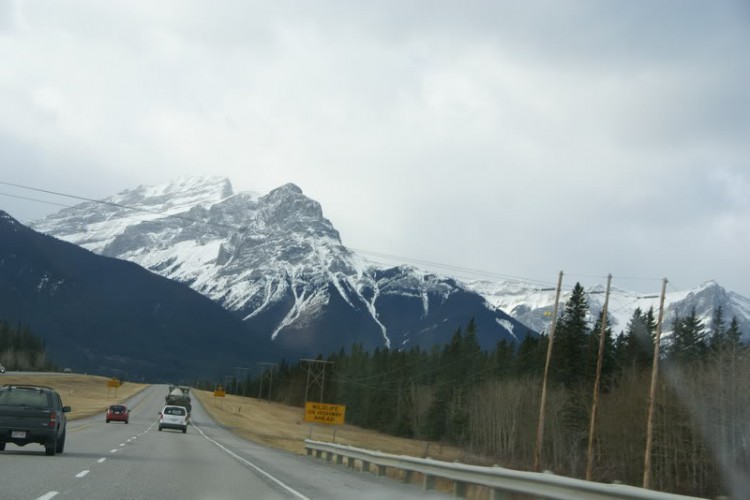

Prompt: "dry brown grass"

[195,390,514,499]
[1,374,148,421]
[194,390,472,459]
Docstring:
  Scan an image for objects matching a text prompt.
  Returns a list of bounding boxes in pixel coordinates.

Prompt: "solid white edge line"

[193,423,310,500]
[98,458,106,463]
[75,470,90,478]
[35,492,58,500]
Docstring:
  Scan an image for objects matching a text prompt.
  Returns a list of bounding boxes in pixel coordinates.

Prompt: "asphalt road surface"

[1,385,447,500]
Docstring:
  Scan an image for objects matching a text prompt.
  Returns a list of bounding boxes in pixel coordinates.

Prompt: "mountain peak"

[269,183,303,196]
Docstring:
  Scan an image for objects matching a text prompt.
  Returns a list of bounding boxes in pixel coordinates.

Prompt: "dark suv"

[0,385,71,456]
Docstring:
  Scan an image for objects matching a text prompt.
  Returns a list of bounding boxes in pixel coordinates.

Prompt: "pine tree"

[671,308,707,363]
[551,283,590,386]
[586,311,615,387]
[709,306,726,353]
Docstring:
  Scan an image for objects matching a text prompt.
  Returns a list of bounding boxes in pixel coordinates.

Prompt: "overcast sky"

[0,1,748,295]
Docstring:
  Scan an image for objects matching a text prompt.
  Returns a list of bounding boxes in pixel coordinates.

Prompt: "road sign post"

[106,377,120,397]
[214,385,226,408]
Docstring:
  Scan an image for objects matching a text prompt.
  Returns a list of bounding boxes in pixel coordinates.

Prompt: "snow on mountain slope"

[33,176,531,355]
[465,278,750,338]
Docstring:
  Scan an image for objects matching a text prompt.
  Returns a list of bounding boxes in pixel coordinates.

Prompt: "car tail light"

[49,412,57,428]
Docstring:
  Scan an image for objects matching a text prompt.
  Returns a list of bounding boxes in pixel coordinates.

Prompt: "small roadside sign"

[107,378,121,388]
[214,387,226,398]
[304,402,345,425]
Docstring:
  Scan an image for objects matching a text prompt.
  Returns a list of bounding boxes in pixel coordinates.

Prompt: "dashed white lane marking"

[193,423,310,500]
[35,492,58,500]
[98,458,106,463]
[75,470,90,478]
[119,443,125,446]
[110,449,118,453]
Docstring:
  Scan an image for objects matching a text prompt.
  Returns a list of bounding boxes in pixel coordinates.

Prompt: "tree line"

[0,321,57,371]
[200,283,747,497]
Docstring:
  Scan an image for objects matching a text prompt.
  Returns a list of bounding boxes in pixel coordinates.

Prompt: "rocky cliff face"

[34,176,533,356]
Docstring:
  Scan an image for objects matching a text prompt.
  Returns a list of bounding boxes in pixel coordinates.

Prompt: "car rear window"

[110,405,126,411]
[164,407,186,415]
[0,389,51,408]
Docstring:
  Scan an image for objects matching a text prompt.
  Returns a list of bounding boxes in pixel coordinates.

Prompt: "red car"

[106,404,129,424]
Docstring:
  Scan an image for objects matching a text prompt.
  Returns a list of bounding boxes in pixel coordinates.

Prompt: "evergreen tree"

[671,308,707,363]
[551,283,590,386]
[709,306,726,353]
[586,311,615,387]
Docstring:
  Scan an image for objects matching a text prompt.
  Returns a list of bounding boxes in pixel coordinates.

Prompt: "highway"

[1,385,447,500]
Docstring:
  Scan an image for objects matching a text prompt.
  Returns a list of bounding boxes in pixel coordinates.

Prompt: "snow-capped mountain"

[464,278,750,338]
[33,176,532,355]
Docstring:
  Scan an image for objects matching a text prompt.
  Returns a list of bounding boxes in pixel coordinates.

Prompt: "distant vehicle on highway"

[158,405,188,433]
[165,386,191,414]
[0,364,5,374]
[62,368,72,374]
[106,404,129,424]
[0,384,71,456]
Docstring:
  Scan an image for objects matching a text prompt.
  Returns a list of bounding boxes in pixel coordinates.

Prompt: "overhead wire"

[0,180,600,288]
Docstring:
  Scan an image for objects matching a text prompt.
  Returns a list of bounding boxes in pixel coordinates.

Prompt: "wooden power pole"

[586,273,613,480]
[643,277,668,489]
[533,270,564,472]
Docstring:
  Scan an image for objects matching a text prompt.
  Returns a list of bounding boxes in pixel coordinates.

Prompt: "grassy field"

[194,390,474,460]
[195,390,502,499]
[1,374,148,421]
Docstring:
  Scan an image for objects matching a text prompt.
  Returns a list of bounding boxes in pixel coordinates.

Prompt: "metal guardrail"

[304,440,708,500]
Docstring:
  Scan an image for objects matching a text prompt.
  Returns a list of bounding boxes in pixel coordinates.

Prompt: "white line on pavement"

[110,449,117,453]
[35,493,58,500]
[193,423,311,500]
[98,458,106,463]
[75,470,90,478]
[119,443,125,446]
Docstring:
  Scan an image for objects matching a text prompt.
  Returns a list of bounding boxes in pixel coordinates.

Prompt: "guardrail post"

[403,470,413,484]
[306,447,313,456]
[489,489,508,500]
[325,451,333,462]
[315,449,323,459]
[335,454,343,465]
[376,465,387,477]
[452,481,467,498]
[347,457,356,469]
[422,474,435,491]
[361,460,370,473]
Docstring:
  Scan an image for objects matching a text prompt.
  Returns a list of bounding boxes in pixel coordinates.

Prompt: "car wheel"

[56,431,66,454]
[182,427,187,434]
[45,438,57,456]
[125,420,129,424]
[0,442,6,451]
[106,419,110,423]
[158,426,162,431]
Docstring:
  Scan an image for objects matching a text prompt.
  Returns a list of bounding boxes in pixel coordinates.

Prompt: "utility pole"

[301,359,334,404]
[256,362,278,403]
[233,367,250,396]
[586,274,613,480]
[533,270,564,472]
[643,278,668,489]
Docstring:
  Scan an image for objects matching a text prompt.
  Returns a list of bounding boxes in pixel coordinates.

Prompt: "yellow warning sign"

[304,402,345,425]
[106,378,121,388]
[214,386,226,398]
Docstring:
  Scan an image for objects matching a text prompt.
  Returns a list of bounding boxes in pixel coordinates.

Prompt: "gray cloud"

[0,0,748,295]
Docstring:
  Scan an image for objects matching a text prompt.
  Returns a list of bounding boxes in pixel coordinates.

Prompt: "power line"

[0,180,574,288]
[0,180,236,230]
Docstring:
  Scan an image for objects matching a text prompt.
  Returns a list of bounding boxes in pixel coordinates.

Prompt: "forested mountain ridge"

[0,211,277,380]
